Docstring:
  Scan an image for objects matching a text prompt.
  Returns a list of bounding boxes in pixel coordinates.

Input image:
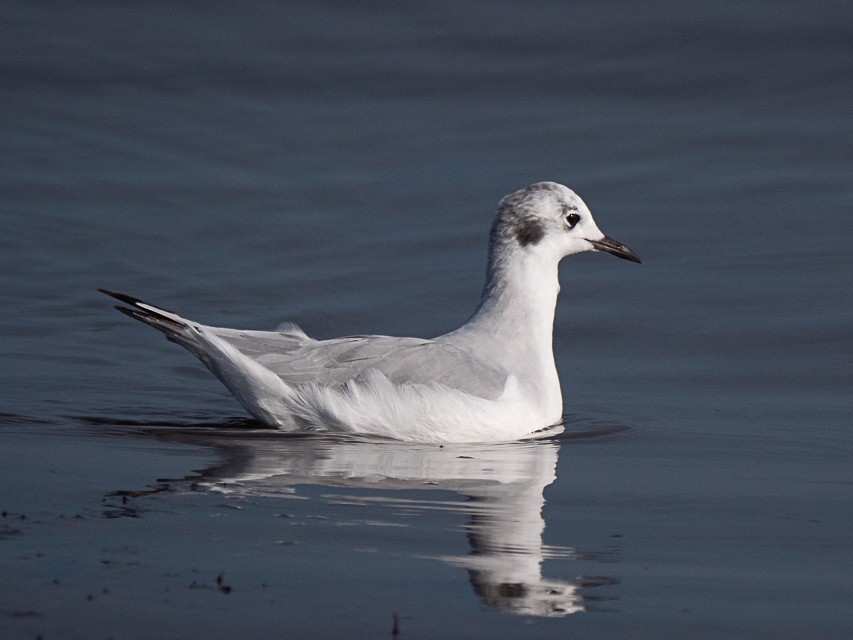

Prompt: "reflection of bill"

[152,433,615,616]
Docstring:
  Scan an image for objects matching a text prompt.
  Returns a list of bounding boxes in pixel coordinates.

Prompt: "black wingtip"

[107,296,185,329]
[98,288,144,307]
[98,289,179,315]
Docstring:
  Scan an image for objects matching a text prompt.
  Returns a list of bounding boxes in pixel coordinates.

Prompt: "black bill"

[588,236,642,263]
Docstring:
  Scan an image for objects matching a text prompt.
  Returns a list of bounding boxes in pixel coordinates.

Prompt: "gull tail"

[98,288,294,426]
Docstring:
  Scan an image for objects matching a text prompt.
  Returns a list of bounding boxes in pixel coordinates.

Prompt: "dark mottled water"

[2,1,851,638]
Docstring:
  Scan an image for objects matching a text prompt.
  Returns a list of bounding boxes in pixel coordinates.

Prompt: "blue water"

[2,1,852,638]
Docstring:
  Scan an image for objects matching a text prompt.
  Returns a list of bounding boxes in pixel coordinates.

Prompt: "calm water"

[2,1,852,638]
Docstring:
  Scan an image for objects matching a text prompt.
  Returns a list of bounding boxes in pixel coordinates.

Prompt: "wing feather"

[211,328,506,399]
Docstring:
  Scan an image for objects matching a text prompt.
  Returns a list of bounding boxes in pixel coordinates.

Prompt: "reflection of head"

[452,471,584,618]
[470,576,583,617]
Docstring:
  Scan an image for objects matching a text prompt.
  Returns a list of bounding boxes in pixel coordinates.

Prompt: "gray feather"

[210,328,506,399]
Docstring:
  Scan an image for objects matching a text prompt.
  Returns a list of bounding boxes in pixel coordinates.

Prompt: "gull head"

[492,181,641,264]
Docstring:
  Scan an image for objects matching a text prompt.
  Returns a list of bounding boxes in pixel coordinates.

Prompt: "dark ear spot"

[516,219,545,247]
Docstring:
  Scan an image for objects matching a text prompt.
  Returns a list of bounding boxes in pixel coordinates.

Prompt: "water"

[2,1,851,637]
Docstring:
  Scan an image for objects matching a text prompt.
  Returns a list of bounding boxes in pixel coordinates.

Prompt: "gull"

[100,181,640,443]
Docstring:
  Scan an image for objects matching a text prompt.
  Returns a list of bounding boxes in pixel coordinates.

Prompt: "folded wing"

[211,329,507,400]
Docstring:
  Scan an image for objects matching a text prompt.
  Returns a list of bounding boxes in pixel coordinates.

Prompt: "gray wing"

[211,326,507,400]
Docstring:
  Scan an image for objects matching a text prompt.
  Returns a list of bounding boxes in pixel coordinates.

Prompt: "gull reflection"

[133,430,613,616]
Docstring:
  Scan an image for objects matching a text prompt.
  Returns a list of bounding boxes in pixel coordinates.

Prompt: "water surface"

[2,1,851,638]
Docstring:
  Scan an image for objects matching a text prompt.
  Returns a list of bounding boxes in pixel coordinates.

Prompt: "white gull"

[100,181,640,443]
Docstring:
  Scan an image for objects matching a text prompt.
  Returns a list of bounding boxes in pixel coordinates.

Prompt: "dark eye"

[565,212,580,228]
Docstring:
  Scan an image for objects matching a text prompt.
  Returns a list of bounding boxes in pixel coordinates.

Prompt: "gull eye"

[565,211,580,229]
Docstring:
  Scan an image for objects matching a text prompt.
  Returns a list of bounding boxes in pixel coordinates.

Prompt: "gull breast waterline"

[100,181,640,443]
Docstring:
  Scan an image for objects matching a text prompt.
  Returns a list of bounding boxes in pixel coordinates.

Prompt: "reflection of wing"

[211,328,507,400]
[200,436,557,490]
